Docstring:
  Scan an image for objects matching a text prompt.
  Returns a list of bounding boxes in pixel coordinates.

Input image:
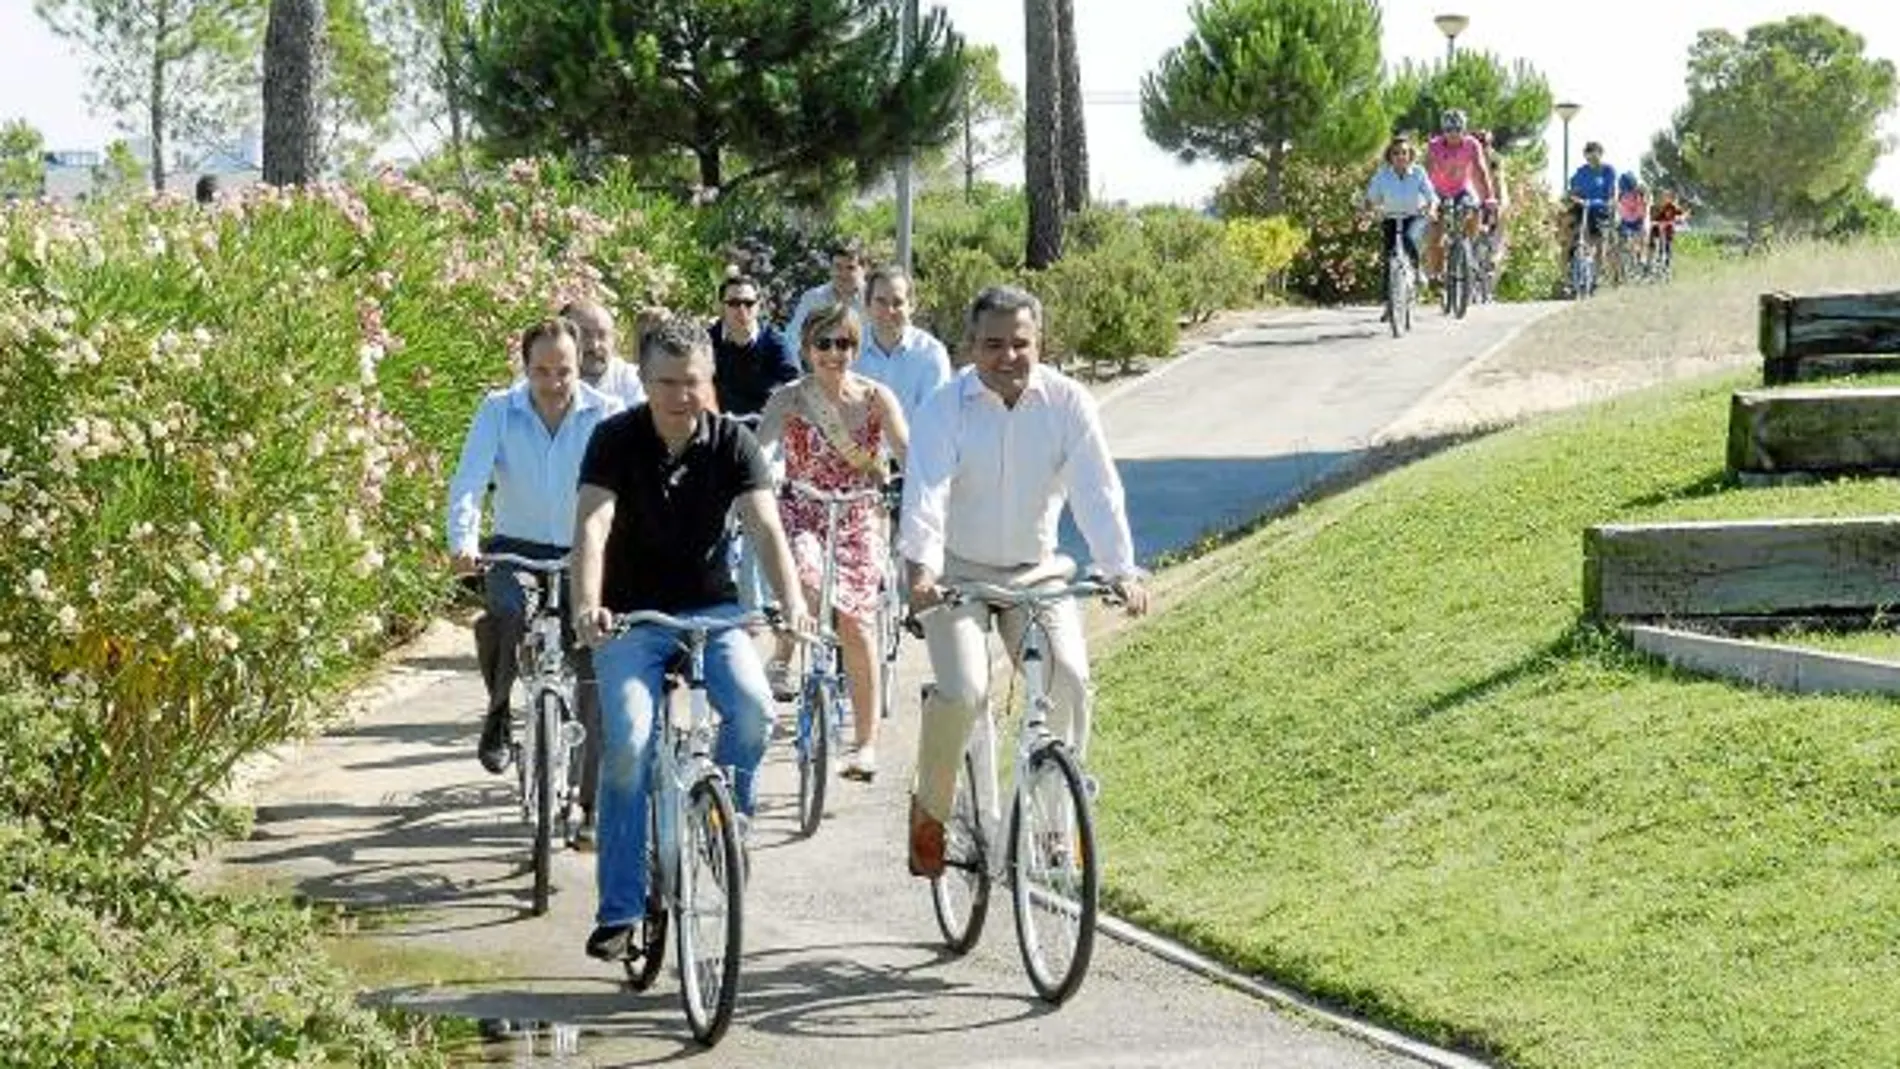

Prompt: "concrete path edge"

[1624,623,1900,696]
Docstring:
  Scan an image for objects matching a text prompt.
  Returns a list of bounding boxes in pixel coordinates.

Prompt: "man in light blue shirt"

[448,318,624,782]
[856,265,952,423]
[785,239,867,353]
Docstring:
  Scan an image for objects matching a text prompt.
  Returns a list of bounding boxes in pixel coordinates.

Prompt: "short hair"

[519,317,579,365]
[1384,136,1414,161]
[964,285,1043,341]
[1583,141,1604,154]
[800,301,863,352]
[827,238,866,263]
[637,314,715,376]
[719,274,761,301]
[194,174,219,205]
[867,265,912,301]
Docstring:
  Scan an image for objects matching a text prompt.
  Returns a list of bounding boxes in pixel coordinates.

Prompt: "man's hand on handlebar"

[576,606,613,649]
[451,551,481,578]
[1112,577,1152,617]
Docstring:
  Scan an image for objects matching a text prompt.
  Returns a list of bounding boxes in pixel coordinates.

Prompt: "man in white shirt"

[562,300,647,409]
[899,285,1151,877]
[785,240,867,353]
[856,265,952,424]
[447,318,623,783]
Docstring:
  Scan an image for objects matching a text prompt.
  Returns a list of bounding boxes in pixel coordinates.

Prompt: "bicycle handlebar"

[784,479,888,506]
[607,610,766,638]
[941,579,1123,609]
[477,552,570,574]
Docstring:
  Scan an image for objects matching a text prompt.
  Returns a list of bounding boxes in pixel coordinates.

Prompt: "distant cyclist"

[1423,109,1496,284]
[1471,129,1510,274]
[1567,141,1618,266]
[1615,174,1650,271]
[1362,135,1437,319]
[1648,189,1690,269]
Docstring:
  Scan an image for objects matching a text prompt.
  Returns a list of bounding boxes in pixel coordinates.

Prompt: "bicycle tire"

[1385,256,1405,339]
[1452,241,1471,319]
[931,749,992,953]
[676,775,744,1046]
[1009,742,1099,1005]
[876,584,901,721]
[795,678,831,837]
[625,810,667,992]
[531,692,559,916]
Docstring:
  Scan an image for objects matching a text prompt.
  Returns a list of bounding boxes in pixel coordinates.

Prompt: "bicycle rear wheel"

[1009,742,1099,1005]
[931,749,992,954]
[676,775,744,1046]
[530,691,561,916]
[794,678,832,837]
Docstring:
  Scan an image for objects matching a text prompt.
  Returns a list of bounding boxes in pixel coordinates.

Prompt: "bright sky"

[4,0,1898,205]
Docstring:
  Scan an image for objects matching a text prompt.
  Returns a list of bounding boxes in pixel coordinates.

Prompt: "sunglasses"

[723,298,758,308]
[812,336,857,353]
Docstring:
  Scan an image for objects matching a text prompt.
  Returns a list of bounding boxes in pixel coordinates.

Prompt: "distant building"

[40,127,264,203]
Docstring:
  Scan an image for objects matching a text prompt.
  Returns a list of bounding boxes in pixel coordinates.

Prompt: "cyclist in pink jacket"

[1423,110,1497,284]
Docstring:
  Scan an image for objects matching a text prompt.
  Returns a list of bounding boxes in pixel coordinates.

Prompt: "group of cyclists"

[443,239,1148,970]
[1362,109,1692,308]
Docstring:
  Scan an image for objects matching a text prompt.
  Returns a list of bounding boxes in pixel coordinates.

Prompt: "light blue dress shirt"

[445,381,623,555]
[854,324,952,424]
[786,282,865,352]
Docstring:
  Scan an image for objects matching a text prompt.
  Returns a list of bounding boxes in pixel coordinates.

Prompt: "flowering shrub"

[1224,215,1309,298]
[0,166,694,851]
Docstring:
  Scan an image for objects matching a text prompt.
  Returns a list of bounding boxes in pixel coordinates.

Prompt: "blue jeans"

[591,602,772,926]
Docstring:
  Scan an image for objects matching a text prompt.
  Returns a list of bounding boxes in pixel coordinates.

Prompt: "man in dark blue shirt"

[709,275,800,418]
[1567,141,1618,260]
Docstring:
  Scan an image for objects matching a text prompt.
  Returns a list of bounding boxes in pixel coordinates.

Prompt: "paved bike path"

[220,303,1556,1067]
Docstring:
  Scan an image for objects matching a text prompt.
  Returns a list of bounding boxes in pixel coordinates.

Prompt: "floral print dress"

[778,392,887,621]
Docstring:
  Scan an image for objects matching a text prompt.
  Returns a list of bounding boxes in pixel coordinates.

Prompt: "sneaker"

[766,660,795,703]
[477,708,512,774]
[841,744,877,783]
[908,796,945,878]
[585,923,634,962]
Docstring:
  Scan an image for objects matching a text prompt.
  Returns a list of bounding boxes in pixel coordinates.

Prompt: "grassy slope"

[1091,370,1900,1069]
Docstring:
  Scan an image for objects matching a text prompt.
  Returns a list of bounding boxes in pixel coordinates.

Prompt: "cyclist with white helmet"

[1422,109,1496,285]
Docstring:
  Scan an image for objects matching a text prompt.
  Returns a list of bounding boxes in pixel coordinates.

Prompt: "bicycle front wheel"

[1385,256,1406,339]
[675,775,744,1045]
[1450,242,1471,319]
[931,749,992,954]
[1009,742,1099,1005]
[876,586,902,721]
[794,679,831,837]
[530,692,561,916]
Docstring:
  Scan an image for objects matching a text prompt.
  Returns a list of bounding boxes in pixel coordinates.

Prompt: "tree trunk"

[149,0,170,192]
[1055,0,1088,213]
[1024,0,1063,269]
[962,86,977,203]
[696,147,723,193]
[1263,143,1287,215]
[262,0,326,185]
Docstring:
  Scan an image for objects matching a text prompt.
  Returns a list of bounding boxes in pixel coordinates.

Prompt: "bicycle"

[1379,212,1420,339]
[478,551,587,918]
[912,569,1122,1005]
[875,475,906,722]
[603,609,758,1046]
[1568,198,1609,299]
[783,478,887,836]
[1440,198,1479,319]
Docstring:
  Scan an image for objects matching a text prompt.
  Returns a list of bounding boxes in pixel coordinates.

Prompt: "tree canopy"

[1385,50,1553,154]
[1,120,46,200]
[1140,0,1385,211]
[1646,14,1897,244]
[467,0,966,196]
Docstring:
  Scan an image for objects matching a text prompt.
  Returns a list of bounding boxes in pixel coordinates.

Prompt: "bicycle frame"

[480,553,584,826]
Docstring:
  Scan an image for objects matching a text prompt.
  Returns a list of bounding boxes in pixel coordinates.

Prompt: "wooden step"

[1727,386,1900,480]
[1583,516,1900,619]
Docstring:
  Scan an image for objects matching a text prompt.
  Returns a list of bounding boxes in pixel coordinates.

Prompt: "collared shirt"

[710,320,800,417]
[591,356,647,408]
[900,365,1138,579]
[1570,163,1618,206]
[445,382,623,555]
[579,408,774,612]
[785,282,865,354]
[855,324,952,423]
[1365,163,1438,218]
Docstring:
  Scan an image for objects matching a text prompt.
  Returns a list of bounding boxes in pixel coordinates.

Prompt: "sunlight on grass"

[1093,369,1900,1069]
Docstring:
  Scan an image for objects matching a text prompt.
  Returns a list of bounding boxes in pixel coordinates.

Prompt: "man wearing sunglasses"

[710,274,800,419]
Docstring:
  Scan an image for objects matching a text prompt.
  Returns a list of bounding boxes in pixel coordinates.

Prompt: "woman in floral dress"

[758,302,909,780]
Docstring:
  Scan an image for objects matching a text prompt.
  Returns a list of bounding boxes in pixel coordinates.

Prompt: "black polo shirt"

[579,407,773,612]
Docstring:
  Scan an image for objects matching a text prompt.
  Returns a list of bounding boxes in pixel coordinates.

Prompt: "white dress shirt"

[855,324,952,423]
[590,356,647,408]
[786,282,865,351]
[445,382,623,555]
[900,365,1138,579]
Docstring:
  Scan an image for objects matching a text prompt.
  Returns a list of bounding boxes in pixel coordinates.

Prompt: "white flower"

[54,604,79,633]
[214,588,240,614]
[187,559,216,587]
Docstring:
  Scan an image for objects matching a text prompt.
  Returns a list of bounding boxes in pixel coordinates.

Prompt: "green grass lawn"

[1092,369,1900,1069]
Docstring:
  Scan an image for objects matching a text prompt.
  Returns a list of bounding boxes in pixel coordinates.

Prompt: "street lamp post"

[1434,14,1470,62]
[1555,101,1583,188]
[894,0,920,273]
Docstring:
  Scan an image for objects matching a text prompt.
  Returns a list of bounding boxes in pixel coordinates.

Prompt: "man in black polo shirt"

[572,315,810,961]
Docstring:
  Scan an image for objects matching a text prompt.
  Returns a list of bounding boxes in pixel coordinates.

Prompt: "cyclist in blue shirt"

[1567,142,1618,264]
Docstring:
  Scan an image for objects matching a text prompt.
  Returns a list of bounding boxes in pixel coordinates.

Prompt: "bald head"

[560,301,617,382]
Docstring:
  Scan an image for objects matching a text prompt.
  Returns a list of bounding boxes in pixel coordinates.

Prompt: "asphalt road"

[221,302,1557,1068]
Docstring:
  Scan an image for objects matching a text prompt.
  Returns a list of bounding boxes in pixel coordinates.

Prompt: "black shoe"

[586,923,635,962]
[477,708,512,774]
